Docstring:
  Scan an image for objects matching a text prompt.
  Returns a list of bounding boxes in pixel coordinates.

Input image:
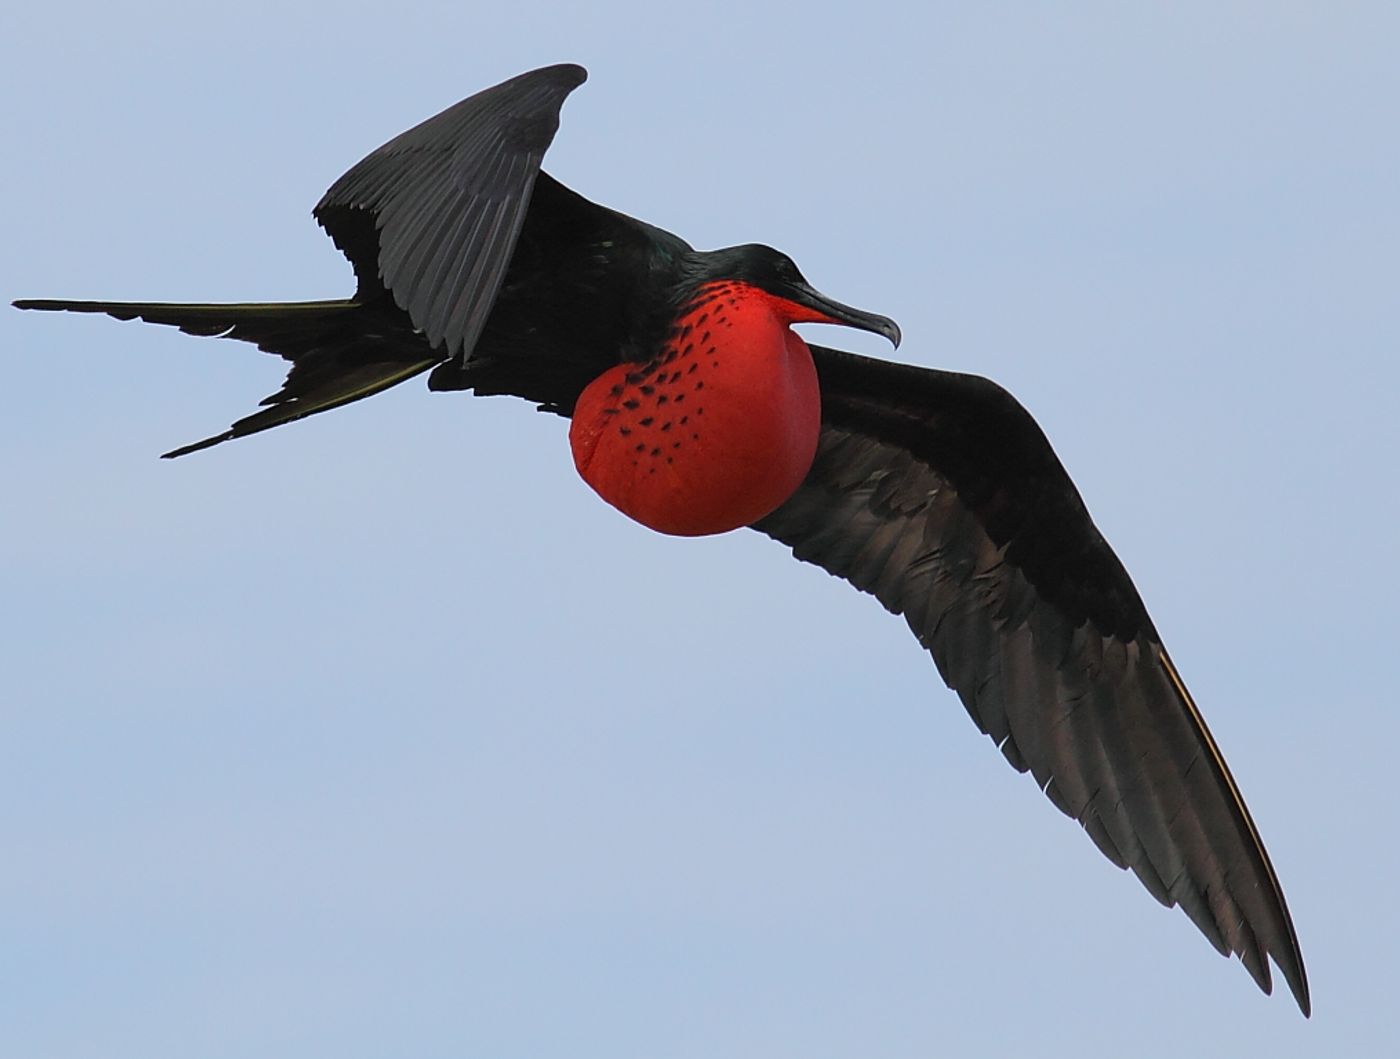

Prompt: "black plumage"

[13,63,1308,1014]
[755,348,1307,1010]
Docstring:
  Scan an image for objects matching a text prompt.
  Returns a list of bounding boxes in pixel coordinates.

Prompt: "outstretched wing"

[315,63,588,362]
[14,66,590,457]
[753,345,1310,1014]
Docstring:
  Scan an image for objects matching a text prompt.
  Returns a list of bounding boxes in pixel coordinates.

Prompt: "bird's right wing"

[315,63,588,363]
[752,345,1309,1013]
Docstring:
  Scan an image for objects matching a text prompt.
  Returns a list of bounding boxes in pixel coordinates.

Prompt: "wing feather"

[753,346,1309,1013]
[314,64,587,361]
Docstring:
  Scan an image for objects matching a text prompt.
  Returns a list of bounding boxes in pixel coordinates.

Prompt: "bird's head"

[688,244,901,348]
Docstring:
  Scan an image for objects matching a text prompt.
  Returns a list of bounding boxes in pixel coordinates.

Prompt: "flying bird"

[14,63,1309,1014]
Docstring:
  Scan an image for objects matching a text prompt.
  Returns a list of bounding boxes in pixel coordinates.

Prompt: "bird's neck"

[569,280,822,536]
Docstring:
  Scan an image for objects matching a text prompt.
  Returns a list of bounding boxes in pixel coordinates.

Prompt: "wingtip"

[1155,646,1311,1016]
[530,63,588,92]
[1285,959,1312,1018]
[1267,954,1311,1017]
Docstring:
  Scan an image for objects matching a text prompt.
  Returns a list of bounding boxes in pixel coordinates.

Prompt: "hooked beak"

[785,280,902,349]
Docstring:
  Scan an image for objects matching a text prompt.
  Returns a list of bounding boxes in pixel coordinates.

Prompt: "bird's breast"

[569,282,821,536]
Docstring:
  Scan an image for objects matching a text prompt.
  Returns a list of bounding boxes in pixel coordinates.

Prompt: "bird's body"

[571,277,831,535]
[14,63,1309,1014]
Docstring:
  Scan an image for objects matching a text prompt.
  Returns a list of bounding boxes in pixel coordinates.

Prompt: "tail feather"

[13,297,443,456]
[14,297,358,333]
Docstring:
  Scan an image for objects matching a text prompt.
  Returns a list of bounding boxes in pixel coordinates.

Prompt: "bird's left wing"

[752,345,1309,1013]
[315,63,588,362]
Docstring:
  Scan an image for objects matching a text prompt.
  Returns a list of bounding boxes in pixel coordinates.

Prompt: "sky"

[3,3,1397,1056]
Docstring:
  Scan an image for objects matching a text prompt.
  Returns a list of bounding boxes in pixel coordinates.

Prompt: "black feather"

[753,346,1310,1014]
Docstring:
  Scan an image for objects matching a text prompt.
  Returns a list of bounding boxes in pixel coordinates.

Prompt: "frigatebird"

[14,63,1309,1013]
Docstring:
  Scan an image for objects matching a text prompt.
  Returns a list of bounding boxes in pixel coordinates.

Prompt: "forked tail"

[13,297,442,456]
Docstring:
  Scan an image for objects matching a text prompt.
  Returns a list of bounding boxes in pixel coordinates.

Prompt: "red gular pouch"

[569,280,824,537]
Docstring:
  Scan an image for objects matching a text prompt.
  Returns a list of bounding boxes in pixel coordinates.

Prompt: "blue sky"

[4,3,1397,1056]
